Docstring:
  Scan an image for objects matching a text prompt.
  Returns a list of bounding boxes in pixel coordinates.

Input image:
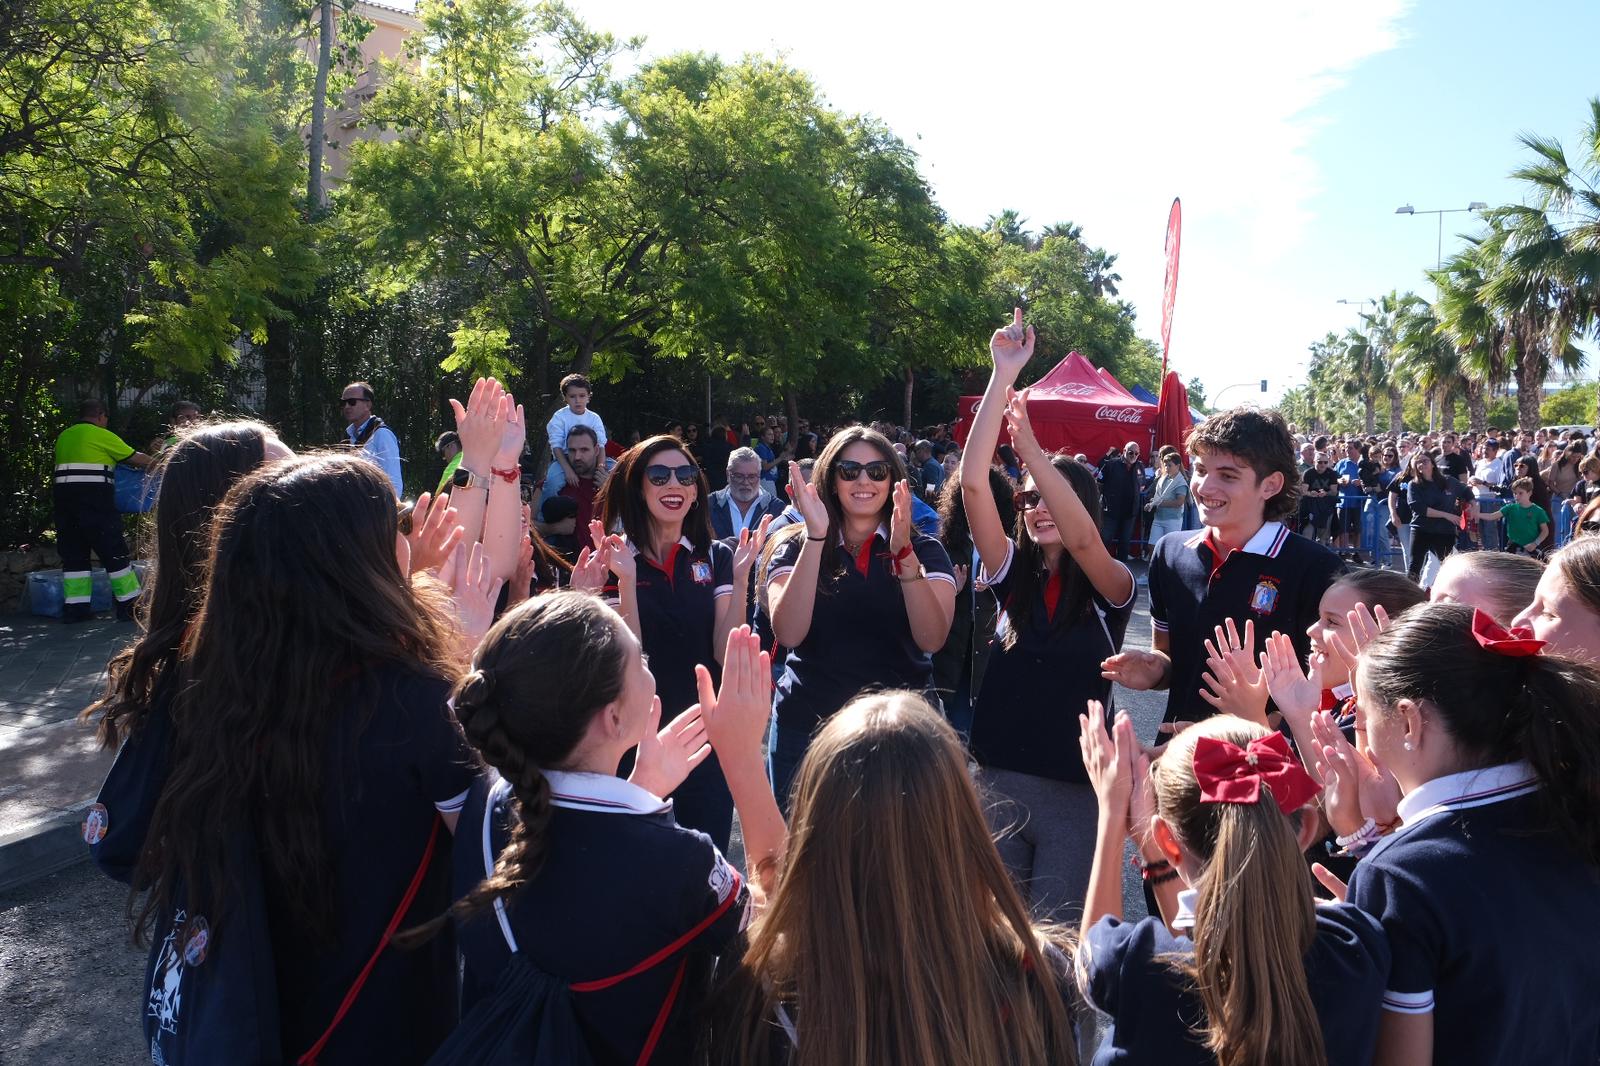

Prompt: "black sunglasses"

[645,464,698,487]
[835,460,891,482]
[1013,489,1043,511]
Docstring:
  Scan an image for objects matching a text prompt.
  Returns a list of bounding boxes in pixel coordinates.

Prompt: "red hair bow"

[1471,608,1544,657]
[1192,731,1321,814]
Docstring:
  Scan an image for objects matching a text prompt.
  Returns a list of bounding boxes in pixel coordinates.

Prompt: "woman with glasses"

[956,310,1135,921]
[595,435,761,851]
[764,427,957,809]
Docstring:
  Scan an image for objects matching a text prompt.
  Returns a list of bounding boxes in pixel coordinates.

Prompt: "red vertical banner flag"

[1160,197,1182,378]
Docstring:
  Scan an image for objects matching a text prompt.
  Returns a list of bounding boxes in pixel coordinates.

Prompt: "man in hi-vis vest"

[52,399,152,623]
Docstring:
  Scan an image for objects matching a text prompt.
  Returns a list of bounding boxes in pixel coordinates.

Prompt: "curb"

[0,805,91,894]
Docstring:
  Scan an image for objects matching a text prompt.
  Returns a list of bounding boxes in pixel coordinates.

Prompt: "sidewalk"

[0,614,131,891]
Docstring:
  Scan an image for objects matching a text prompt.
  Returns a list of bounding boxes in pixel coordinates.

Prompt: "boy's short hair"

[1186,406,1301,521]
[1581,456,1600,478]
[1512,477,1534,494]
[434,431,460,455]
[559,373,590,395]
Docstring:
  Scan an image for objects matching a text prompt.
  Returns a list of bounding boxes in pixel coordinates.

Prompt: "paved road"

[0,582,1167,1065]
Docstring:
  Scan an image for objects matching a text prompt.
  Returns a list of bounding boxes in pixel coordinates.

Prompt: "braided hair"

[402,592,631,944]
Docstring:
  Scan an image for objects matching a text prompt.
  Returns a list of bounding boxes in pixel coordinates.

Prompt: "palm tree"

[1086,250,1122,299]
[1432,239,1511,433]
[1393,299,1459,431]
[1304,331,1363,431]
[1339,326,1379,433]
[1480,210,1587,432]
[1360,291,1421,433]
[984,210,1031,248]
[1497,97,1600,421]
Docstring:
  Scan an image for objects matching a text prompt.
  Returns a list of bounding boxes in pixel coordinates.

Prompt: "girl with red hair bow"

[1074,709,1387,1066]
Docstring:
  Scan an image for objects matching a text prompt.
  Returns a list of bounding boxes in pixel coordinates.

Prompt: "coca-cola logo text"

[1094,406,1144,424]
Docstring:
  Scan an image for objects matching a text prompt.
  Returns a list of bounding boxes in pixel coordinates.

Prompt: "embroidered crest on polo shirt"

[708,853,736,903]
[691,560,712,585]
[1249,577,1281,616]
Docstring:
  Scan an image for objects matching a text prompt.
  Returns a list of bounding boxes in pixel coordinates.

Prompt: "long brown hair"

[599,434,712,555]
[1551,535,1600,620]
[1153,717,1328,1066]
[706,692,1076,1066]
[84,420,271,749]
[807,426,910,581]
[402,592,632,945]
[1002,455,1102,650]
[134,454,460,943]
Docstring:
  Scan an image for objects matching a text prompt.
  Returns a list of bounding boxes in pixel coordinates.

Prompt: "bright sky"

[564,0,1599,405]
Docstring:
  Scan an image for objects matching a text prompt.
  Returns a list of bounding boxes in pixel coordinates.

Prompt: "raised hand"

[889,479,913,556]
[1310,710,1400,833]
[448,541,503,653]
[700,626,773,760]
[989,307,1036,381]
[789,461,830,535]
[732,514,773,574]
[1101,648,1168,691]
[629,698,711,799]
[505,531,535,608]
[1079,702,1134,826]
[406,491,465,575]
[448,377,507,468]
[602,533,636,584]
[1003,387,1044,461]
[1127,722,1156,851]
[491,392,526,471]
[1325,601,1390,677]
[569,544,608,595]
[1261,630,1321,733]
[1198,618,1268,725]
[951,562,970,594]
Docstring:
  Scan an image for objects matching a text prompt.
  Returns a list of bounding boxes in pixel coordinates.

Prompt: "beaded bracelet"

[1334,817,1378,850]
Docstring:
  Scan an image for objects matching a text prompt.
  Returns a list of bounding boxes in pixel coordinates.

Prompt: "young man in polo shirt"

[1102,407,1344,738]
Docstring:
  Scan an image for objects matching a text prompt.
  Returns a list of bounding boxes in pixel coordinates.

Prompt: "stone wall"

[2,546,62,612]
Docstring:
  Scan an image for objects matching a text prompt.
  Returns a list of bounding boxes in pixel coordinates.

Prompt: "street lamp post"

[1212,380,1268,409]
[1394,202,1490,274]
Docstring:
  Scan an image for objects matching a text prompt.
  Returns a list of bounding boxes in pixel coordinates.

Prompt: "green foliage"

[1541,381,1598,427]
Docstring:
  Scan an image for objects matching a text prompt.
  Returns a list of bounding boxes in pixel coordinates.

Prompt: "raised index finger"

[1013,306,1023,328]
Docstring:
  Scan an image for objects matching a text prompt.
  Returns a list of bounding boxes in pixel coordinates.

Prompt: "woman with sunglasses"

[595,435,763,851]
[956,309,1136,921]
[765,429,958,810]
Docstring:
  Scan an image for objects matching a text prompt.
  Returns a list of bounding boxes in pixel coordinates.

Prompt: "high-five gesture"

[732,514,773,575]
[449,377,507,468]
[405,490,465,575]
[990,306,1036,381]
[629,698,711,799]
[789,461,830,535]
[888,479,914,557]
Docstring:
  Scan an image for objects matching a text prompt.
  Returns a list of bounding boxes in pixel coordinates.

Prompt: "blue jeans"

[1476,498,1503,551]
[1102,513,1135,562]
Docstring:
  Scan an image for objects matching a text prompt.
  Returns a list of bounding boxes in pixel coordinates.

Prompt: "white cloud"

[581,0,1414,399]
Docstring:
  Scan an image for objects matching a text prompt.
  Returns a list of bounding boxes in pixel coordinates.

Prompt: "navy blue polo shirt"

[454,772,749,1066]
[1348,763,1600,1066]
[604,536,734,719]
[767,528,956,732]
[1082,900,1388,1066]
[969,541,1133,783]
[268,664,476,1064]
[1148,521,1343,726]
[1406,478,1459,536]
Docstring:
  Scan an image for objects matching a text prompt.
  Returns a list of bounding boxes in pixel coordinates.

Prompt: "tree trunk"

[1438,383,1456,432]
[785,390,800,441]
[1464,378,1487,434]
[902,367,915,431]
[1515,353,1543,436]
[1362,394,1376,435]
[571,339,595,377]
[1387,386,1404,434]
[307,0,334,212]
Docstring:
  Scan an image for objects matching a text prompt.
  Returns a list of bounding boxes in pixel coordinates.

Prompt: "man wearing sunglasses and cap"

[339,381,403,497]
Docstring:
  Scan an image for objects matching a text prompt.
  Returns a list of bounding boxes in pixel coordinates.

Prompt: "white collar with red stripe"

[835,523,891,547]
[542,768,673,816]
[625,535,694,558]
[1393,761,1538,834]
[1183,520,1291,558]
[1332,681,1353,701]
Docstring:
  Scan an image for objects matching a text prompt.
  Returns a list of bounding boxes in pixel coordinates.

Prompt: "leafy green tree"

[1432,238,1511,432]
[1392,299,1459,432]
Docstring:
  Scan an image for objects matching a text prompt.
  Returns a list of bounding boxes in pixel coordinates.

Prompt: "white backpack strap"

[774,1002,799,1048]
[484,776,518,954]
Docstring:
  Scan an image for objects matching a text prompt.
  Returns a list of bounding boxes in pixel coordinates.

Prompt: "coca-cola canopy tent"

[953,352,1157,460]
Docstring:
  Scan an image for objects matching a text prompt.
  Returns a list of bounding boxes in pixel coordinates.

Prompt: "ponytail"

[1362,601,1600,868]
[1154,717,1329,1066]
[399,592,629,945]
